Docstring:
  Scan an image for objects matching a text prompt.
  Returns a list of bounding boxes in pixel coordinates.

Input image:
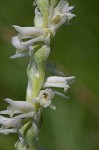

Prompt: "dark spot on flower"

[43,93,48,99]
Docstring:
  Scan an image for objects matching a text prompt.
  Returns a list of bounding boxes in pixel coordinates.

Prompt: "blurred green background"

[0,0,99,150]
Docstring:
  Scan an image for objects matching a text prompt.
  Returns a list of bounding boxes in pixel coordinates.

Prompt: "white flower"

[33,89,56,110]
[0,116,21,128]
[11,1,75,58]
[11,25,53,58]
[13,25,44,35]
[0,98,36,119]
[39,89,55,108]
[0,116,21,134]
[11,25,46,58]
[43,76,75,91]
[48,0,76,30]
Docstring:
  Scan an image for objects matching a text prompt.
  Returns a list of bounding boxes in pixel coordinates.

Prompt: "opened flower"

[11,26,46,58]
[43,76,75,91]
[32,89,56,110]
[0,116,22,134]
[0,98,36,119]
[48,0,76,30]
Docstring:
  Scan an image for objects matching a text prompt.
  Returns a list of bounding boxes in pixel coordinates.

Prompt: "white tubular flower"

[11,25,45,58]
[39,89,55,109]
[0,116,21,134]
[33,89,56,110]
[13,25,44,36]
[0,98,36,119]
[43,76,75,91]
[49,0,76,30]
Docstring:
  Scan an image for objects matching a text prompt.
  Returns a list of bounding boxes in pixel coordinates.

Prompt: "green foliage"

[0,0,99,150]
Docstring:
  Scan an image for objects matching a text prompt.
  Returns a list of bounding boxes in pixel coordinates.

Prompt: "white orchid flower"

[13,25,44,35]
[43,76,75,91]
[11,25,46,58]
[33,89,56,110]
[0,115,22,134]
[39,89,55,109]
[0,98,36,119]
[49,0,76,30]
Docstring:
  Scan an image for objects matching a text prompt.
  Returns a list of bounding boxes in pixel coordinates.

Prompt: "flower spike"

[0,0,75,149]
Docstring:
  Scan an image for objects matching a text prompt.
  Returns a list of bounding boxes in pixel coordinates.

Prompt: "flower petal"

[20,36,44,46]
[49,104,56,110]
[11,36,27,51]
[13,112,35,119]
[13,25,44,36]
[10,52,29,59]
[4,98,34,113]
[0,129,18,134]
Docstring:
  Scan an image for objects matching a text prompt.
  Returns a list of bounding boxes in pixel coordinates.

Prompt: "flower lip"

[0,129,18,135]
